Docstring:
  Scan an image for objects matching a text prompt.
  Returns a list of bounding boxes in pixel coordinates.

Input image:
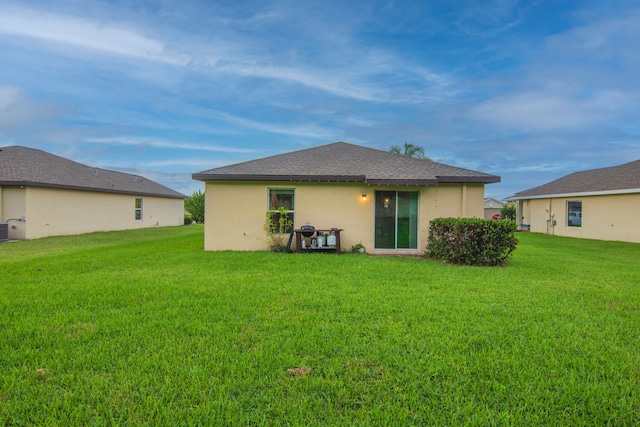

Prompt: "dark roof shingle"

[0,145,185,199]
[512,160,640,198]
[193,142,500,185]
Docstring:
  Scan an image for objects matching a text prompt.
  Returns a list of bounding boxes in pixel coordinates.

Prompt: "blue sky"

[1,0,639,199]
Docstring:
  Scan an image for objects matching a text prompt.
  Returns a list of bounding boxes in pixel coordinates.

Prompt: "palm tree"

[389,143,429,160]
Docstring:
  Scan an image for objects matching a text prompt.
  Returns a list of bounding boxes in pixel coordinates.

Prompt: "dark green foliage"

[500,202,517,220]
[184,214,193,225]
[184,189,205,223]
[350,243,366,253]
[427,217,518,266]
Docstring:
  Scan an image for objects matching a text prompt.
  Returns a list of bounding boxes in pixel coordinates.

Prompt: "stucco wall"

[1,187,27,240]
[203,181,486,252]
[520,193,640,243]
[2,186,184,240]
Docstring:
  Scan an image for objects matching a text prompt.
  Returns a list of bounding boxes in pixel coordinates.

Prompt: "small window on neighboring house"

[268,189,294,233]
[567,201,581,227]
[135,198,143,220]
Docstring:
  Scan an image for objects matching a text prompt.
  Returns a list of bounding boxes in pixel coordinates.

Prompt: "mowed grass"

[1,226,639,425]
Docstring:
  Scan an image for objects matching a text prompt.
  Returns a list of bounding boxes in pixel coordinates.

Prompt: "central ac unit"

[0,223,8,242]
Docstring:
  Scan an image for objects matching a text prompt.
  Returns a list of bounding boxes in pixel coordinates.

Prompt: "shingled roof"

[193,142,500,185]
[511,160,640,199]
[0,145,185,199]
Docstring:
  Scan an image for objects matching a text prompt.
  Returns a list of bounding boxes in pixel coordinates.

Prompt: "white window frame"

[268,189,295,233]
[567,200,582,227]
[135,198,143,221]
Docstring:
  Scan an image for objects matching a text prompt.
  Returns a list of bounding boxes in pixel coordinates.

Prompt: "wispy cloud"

[0,7,444,102]
[143,158,228,168]
[546,11,640,60]
[215,62,380,102]
[208,110,336,140]
[86,136,262,154]
[0,6,187,64]
[453,0,527,36]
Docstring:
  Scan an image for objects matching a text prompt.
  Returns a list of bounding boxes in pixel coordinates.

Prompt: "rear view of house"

[510,160,640,243]
[0,146,186,240]
[193,142,500,254]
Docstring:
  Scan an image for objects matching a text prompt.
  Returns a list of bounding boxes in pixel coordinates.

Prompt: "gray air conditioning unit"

[0,223,8,242]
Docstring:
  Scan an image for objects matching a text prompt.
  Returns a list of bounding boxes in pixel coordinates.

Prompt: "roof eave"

[192,174,499,186]
[192,174,367,182]
[436,175,501,184]
[509,187,640,200]
[0,181,186,199]
[365,179,437,186]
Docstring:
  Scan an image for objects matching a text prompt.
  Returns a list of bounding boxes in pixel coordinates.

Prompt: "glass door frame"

[374,190,419,250]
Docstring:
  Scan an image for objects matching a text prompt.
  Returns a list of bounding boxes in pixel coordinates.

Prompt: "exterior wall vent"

[0,223,8,242]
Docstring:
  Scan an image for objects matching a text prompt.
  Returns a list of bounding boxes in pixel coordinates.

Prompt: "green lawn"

[1,226,639,425]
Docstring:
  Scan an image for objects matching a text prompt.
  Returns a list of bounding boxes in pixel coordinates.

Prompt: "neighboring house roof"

[193,142,500,185]
[0,145,186,199]
[484,198,504,208]
[511,160,640,199]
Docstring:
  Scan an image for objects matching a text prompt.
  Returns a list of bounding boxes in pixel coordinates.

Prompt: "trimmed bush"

[427,217,518,266]
[184,214,193,225]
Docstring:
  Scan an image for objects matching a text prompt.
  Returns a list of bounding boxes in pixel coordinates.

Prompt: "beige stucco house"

[510,160,640,243]
[193,142,500,254]
[0,145,186,241]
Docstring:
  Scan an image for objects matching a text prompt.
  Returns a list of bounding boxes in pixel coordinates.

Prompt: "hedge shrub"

[426,217,518,266]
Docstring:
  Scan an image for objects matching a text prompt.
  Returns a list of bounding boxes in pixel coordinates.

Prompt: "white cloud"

[472,89,631,131]
[0,86,22,109]
[0,86,61,131]
[0,6,187,65]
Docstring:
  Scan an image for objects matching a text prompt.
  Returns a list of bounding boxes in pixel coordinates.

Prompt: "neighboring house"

[484,197,504,220]
[509,160,640,243]
[0,145,186,240]
[193,142,500,254]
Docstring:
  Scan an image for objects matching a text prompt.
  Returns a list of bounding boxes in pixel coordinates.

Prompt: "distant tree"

[389,143,429,160]
[185,190,205,223]
[500,202,517,221]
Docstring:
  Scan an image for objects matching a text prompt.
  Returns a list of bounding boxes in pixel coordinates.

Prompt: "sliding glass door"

[375,191,418,249]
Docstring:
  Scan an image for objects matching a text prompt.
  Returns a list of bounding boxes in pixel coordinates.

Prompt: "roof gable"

[193,142,500,185]
[512,160,640,199]
[0,145,185,199]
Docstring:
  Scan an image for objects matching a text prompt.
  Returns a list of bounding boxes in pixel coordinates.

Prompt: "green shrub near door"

[427,217,518,266]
